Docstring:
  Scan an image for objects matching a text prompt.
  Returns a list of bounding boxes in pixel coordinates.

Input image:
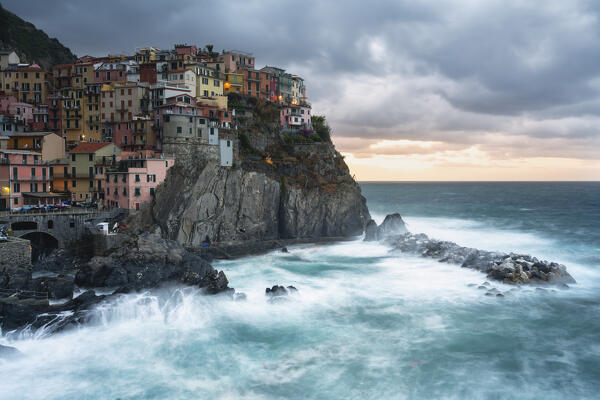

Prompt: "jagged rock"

[364,219,378,241]
[265,285,289,297]
[131,140,370,246]
[377,214,408,239]
[29,276,74,300]
[281,247,289,253]
[75,233,231,294]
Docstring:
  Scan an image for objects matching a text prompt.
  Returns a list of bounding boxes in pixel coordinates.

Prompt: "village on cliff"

[0,45,313,212]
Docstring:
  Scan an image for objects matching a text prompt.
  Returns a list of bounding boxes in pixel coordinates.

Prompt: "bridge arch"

[20,231,59,261]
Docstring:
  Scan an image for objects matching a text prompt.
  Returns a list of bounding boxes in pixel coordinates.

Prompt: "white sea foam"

[1,235,598,399]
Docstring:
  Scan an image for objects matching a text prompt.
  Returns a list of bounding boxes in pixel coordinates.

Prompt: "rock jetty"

[366,214,575,285]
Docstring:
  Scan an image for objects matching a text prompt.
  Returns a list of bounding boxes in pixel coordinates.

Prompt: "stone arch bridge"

[0,209,120,259]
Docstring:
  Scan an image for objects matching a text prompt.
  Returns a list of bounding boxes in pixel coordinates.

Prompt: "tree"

[311,115,332,142]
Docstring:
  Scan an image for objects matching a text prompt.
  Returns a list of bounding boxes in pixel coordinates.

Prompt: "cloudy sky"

[4,0,600,180]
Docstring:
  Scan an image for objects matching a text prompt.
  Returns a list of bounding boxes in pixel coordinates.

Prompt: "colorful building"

[68,142,121,202]
[221,50,255,72]
[0,149,57,210]
[2,65,48,105]
[224,72,244,94]
[104,156,174,210]
[5,131,65,161]
[280,105,312,129]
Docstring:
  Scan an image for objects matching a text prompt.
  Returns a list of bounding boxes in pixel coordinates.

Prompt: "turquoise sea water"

[1,182,599,399]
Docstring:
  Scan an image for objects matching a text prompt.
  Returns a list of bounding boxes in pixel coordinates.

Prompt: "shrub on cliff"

[312,116,332,142]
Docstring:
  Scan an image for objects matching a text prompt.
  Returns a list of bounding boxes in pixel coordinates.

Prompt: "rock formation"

[132,97,370,248]
[373,214,575,285]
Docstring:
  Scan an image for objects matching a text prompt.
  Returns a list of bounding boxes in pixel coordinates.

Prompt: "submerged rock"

[265,285,298,297]
[0,344,21,358]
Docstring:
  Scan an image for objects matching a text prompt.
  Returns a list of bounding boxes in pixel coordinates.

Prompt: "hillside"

[0,3,76,70]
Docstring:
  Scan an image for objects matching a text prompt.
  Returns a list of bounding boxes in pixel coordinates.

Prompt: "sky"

[4,0,600,181]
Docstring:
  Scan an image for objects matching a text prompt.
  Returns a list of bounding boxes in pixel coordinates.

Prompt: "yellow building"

[224,72,244,94]
[68,142,121,202]
[135,47,160,64]
[60,86,85,143]
[83,83,102,142]
[2,65,48,105]
[6,132,65,161]
[196,66,224,98]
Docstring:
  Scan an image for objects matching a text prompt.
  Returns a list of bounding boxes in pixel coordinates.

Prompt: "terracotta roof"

[70,142,113,153]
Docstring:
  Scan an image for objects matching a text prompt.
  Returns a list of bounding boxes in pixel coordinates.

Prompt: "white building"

[219,139,233,167]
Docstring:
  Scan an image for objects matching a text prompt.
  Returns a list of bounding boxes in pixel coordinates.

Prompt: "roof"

[70,142,114,153]
[0,149,40,155]
[9,131,56,137]
[46,158,70,165]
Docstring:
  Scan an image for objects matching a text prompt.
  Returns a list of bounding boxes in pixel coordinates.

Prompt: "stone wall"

[0,238,31,270]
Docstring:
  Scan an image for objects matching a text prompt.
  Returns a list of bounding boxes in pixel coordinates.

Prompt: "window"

[14,198,18,205]
[89,154,93,161]
[214,80,220,86]
[72,180,77,187]
[12,167,17,179]
[135,174,140,182]
[89,180,94,188]
[203,90,208,96]
[71,154,76,162]
[13,183,20,193]
[31,168,36,177]
[202,78,208,85]
[72,166,76,176]
[122,188,127,196]
[134,187,141,197]
[177,126,182,133]
[150,187,155,196]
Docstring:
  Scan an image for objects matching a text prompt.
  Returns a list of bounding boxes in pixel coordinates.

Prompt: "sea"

[1,182,599,400]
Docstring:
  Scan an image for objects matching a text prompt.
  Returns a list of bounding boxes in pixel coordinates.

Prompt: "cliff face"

[134,98,370,247]
[0,4,76,70]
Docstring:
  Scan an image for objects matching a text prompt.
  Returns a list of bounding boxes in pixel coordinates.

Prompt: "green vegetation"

[311,115,332,142]
[0,3,76,70]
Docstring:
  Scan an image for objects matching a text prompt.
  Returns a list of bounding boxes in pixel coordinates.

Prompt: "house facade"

[104,156,174,210]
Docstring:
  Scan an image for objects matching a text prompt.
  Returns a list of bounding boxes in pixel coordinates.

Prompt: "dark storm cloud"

[3,0,600,160]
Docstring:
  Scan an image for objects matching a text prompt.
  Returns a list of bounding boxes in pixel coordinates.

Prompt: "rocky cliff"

[133,96,370,247]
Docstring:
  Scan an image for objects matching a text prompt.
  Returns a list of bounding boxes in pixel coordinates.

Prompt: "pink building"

[0,95,33,125]
[280,105,312,128]
[0,149,63,210]
[94,63,128,84]
[221,51,255,72]
[113,121,134,148]
[104,156,174,211]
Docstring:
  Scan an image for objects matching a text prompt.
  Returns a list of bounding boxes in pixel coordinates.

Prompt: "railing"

[0,208,105,217]
[0,288,48,301]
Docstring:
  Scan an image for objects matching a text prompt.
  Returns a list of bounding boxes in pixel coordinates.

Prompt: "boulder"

[364,219,378,241]
[377,213,408,239]
[265,285,289,297]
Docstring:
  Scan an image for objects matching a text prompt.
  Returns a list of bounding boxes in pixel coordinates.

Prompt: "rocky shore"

[366,213,576,285]
[0,233,233,333]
